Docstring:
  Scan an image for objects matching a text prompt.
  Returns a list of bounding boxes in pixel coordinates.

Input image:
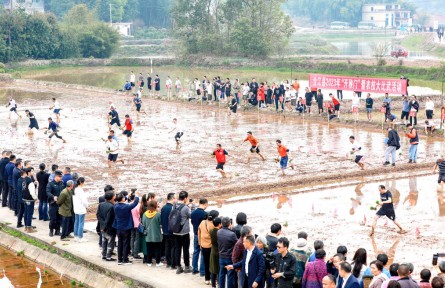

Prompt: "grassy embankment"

[401,33,445,58]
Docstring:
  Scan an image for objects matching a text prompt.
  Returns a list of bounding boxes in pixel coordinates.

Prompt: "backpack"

[168,204,185,233]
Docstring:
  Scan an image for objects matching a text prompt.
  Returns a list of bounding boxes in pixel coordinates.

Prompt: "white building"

[111,23,133,37]
[3,0,45,14]
[362,4,412,28]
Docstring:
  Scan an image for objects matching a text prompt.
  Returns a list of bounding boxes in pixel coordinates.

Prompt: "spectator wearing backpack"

[290,237,311,287]
[161,192,175,268]
[170,190,192,274]
[112,191,140,265]
[191,198,208,276]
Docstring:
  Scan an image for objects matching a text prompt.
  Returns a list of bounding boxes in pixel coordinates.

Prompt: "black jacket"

[0,157,9,181]
[273,252,297,288]
[388,129,401,149]
[97,201,116,235]
[217,227,238,259]
[46,180,64,206]
[36,171,50,201]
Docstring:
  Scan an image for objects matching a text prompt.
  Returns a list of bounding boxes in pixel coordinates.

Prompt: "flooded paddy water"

[0,246,71,287]
[208,174,445,277]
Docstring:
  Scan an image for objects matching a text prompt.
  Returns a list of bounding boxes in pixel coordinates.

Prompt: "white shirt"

[130,74,135,82]
[245,248,254,276]
[195,81,200,90]
[166,78,172,87]
[53,101,60,109]
[425,101,434,110]
[351,141,364,156]
[207,82,213,92]
[28,182,37,200]
[73,186,89,215]
[106,139,119,154]
[342,274,351,288]
[175,80,182,88]
[8,99,16,109]
[173,122,183,133]
[242,85,250,95]
[352,96,360,107]
[136,90,142,98]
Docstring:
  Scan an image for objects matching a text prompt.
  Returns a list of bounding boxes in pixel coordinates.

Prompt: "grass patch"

[0,224,58,253]
[123,279,134,287]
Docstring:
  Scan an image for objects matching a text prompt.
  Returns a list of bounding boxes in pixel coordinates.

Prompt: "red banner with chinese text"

[309,74,407,95]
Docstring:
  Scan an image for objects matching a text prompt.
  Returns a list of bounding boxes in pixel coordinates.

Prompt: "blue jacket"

[113,197,139,231]
[191,207,207,235]
[6,162,15,186]
[338,274,360,288]
[0,157,9,181]
[62,174,72,187]
[160,203,173,235]
[13,167,21,189]
[233,247,265,288]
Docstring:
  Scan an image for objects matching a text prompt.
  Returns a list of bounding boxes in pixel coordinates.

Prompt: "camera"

[432,253,445,265]
[264,251,275,268]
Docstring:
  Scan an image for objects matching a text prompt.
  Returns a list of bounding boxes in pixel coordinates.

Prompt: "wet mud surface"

[209,175,445,277]
[0,246,71,287]
[0,82,443,202]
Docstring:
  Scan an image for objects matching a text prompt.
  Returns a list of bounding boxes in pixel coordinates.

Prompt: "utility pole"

[109,4,112,25]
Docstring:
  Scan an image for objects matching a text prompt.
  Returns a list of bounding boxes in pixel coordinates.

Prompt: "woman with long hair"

[351,248,367,281]
[73,177,88,242]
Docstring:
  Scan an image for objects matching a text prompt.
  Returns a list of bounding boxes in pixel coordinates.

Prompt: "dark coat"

[387,129,401,149]
[36,171,50,201]
[233,247,265,288]
[210,228,220,275]
[337,274,360,288]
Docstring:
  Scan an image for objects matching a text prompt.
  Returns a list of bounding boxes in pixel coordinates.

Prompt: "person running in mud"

[49,98,62,123]
[6,97,21,119]
[349,136,365,170]
[228,94,237,115]
[108,107,121,130]
[46,117,66,144]
[133,92,147,115]
[25,110,39,134]
[369,184,406,236]
[240,131,265,163]
[276,140,294,176]
[102,130,118,143]
[212,144,228,178]
[168,118,183,150]
[433,157,445,191]
[123,114,134,143]
[106,135,124,168]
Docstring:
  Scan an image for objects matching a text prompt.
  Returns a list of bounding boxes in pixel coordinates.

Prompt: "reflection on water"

[331,41,374,56]
[0,246,71,287]
[210,175,445,275]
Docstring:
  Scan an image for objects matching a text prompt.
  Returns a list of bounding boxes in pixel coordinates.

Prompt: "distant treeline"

[0,5,119,63]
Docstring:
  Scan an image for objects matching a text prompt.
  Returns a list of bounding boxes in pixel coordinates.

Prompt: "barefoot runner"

[123,114,134,143]
[276,140,294,176]
[212,144,228,178]
[49,98,62,123]
[369,185,406,236]
[6,97,21,119]
[106,136,124,168]
[168,118,183,149]
[349,136,365,170]
[47,117,66,144]
[25,110,39,133]
[240,131,265,163]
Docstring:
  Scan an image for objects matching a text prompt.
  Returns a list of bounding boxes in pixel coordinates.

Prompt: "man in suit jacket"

[338,262,360,288]
[227,235,265,288]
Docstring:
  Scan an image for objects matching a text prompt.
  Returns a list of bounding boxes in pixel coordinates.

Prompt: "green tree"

[79,23,120,57]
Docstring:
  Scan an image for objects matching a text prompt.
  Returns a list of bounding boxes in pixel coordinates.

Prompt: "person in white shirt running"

[6,97,21,119]
[349,135,365,170]
[106,136,124,168]
[169,118,183,150]
[49,98,62,123]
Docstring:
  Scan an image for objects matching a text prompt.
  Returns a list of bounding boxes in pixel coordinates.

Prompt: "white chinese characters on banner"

[309,74,407,95]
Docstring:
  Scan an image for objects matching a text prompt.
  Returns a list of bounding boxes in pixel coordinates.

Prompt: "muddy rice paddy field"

[0,72,445,279]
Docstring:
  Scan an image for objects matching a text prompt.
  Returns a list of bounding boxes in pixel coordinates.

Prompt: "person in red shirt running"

[212,144,229,178]
[276,140,294,176]
[330,93,341,118]
[122,114,134,143]
[240,131,265,163]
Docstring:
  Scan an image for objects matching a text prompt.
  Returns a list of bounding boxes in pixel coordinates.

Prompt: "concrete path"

[0,207,207,288]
